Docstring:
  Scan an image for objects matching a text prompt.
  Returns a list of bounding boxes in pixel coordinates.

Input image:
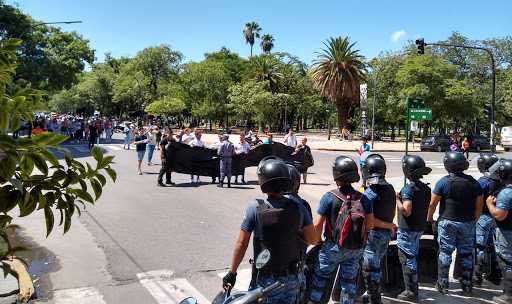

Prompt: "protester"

[123,123,132,150]
[218,134,234,188]
[146,126,158,166]
[463,137,471,159]
[235,133,251,184]
[189,129,205,183]
[133,127,149,175]
[295,137,312,184]
[158,128,175,186]
[283,128,297,148]
[88,121,98,150]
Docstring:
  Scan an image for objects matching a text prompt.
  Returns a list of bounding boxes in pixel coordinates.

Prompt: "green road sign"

[409,108,432,121]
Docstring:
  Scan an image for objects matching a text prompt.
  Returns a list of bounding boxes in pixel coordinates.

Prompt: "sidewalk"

[200,132,505,153]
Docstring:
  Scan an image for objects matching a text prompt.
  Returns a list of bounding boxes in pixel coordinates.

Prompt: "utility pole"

[416,38,497,152]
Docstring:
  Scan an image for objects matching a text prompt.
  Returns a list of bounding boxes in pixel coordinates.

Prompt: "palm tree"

[311,36,366,132]
[260,34,274,54]
[250,55,282,93]
[243,22,261,57]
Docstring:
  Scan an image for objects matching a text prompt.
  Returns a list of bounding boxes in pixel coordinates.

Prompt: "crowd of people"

[220,151,512,304]
[126,123,312,187]
[28,113,120,149]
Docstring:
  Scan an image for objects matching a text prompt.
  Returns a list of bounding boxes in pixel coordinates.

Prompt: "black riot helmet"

[443,151,469,173]
[402,155,432,180]
[497,159,512,183]
[477,153,499,174]
[332,156,360,183]
[257,159,292,193]
[367,155,386,178]
[285,163,301,194]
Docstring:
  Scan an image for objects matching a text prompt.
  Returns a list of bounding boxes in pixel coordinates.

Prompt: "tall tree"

[0,2,95,92]
[243,22,261,57]
[260,34,275,54]
[249,55,283,93]
[310,36,366,131]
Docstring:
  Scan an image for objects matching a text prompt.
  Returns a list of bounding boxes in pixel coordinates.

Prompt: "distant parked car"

[420,134,452,152]
[502,126,512,152]
[114,121,133,133]
[469,135,491,151]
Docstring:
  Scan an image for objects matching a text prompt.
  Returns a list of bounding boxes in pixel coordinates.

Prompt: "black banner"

[167,142,314,177]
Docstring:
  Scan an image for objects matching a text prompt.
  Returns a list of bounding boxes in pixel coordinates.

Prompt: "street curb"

[315,148,420,153]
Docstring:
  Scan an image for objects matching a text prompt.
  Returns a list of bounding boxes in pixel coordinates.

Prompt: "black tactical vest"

[440,173,478,222]
[370,184,396,224]
[481,177,503,215]
[398,181,431,231]
[253,198,302,275]
[496,186,512,230]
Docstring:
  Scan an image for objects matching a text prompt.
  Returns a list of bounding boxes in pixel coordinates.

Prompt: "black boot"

[397,268,419,302]
[493,270,512,304]
[460,256,474,296]
[436,263,450,294]
[474,247,486,287]
[363,270,382,304]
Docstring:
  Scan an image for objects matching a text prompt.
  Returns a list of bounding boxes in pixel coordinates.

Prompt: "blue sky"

[10,0,512,64]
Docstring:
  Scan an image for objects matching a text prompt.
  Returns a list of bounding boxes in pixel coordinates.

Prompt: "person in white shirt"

[189,129,205,183]
[234,134,251,184]
[181,128,192,144]
[283,128,297,148]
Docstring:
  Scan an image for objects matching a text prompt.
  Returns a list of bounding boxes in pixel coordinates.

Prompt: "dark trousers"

[89,136,96,150]
[158,160,171,183]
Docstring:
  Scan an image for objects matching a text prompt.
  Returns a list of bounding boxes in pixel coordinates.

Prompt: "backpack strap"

[330,189,349,203]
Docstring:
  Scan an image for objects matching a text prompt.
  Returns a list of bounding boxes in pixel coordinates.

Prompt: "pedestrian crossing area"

[50,268,254,304]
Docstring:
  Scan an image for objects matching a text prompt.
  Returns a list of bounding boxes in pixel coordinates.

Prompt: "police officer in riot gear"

[361,155,396,304]
[307,156,373,304]
[486,159,512,304]
[396,155,432,302]
[223,158,318,304]
[475,153,502,286]
[427,151,484,295]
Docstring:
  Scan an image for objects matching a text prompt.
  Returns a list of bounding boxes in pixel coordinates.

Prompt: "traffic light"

[484,103,492,120]
[415,38,425,55]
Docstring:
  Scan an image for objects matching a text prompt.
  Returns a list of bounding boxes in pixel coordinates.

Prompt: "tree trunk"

[250,44,253,57]
[335,101,349,134]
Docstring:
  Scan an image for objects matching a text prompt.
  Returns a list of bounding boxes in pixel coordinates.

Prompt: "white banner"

[360,84,368,110]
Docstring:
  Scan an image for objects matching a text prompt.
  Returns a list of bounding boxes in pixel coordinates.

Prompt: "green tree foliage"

[145,96,186,117]
[0,2,95,92]
[0,39,116,271]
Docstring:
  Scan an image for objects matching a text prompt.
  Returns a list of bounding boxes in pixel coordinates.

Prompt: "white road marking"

[52,287,106,304]
[137,270,210,304]
[218,268,252,291]
[104,145,123,151]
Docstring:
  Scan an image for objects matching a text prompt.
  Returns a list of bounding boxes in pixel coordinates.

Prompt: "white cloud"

[391,30,407,42]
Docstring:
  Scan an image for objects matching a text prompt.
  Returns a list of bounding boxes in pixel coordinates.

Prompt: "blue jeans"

[437,219,475,288]
[146,144,155,163]
[363,229,392,283]
[124,134,131,149]
[397,228,423,273]
[495,228,512,273]
[137,150,145,161]
[476,213,495,248]
[250,273,304,304]
[309,240,363,304]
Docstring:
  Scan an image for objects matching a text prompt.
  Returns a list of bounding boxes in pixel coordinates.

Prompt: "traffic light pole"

[423,42,497,152]
[404,98,410,186]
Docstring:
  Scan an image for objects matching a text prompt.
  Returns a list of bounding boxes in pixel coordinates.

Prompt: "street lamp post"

[371,70,378,149]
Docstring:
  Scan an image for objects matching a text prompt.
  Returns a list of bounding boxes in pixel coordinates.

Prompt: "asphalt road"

[18,137,512,304]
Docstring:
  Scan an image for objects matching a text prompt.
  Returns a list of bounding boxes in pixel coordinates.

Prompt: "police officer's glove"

[222,271,237,290]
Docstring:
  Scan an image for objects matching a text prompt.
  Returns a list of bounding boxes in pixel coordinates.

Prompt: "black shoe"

[218,183,223,188]
[397,290,418,302]
[158,182,166,187]
[227,182,231,188]
[460,284,473,296]
[241,179,246,184]
[436,281,448,294]
[166,181,175,185]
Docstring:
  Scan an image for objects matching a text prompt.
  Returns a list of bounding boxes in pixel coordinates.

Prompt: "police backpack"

[330,189,367,250]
